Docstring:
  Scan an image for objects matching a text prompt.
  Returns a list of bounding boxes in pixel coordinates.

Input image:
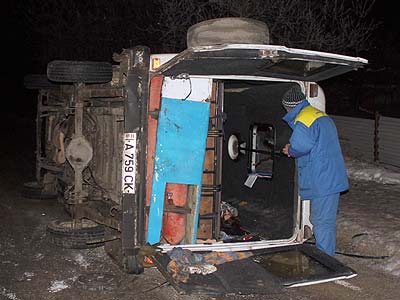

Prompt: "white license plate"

[122,132,137,194]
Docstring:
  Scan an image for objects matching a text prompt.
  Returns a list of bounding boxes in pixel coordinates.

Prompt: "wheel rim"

[57,219,99,229]
[227,134,240,160]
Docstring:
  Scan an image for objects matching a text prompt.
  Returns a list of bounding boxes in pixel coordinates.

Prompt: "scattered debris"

[221,201,238,220]
[166,247,253,283]
[220,201,247,237]
[196,238,219,244]
[187,264,217,275]
[138,244,158,268]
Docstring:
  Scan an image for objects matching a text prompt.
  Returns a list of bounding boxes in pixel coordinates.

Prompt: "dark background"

[1,1,397,118]
[323,1,400,118]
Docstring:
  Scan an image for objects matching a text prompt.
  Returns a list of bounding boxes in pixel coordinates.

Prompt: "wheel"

[21,181,59,200]
[47,60,113,83]
[47,219,105,249]
[187,17,270,48]
[23,74,58,90]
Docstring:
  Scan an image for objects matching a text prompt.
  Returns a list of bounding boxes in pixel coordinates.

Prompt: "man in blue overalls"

[281,85,349,256]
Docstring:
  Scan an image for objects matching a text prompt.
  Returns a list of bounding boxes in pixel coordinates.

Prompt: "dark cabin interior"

[221,80,297,240]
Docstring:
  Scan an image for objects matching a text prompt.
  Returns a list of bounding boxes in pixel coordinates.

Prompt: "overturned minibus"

[24,18,368,294]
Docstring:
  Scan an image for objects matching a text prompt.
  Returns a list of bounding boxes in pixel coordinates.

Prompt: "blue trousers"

[310,193,339,256]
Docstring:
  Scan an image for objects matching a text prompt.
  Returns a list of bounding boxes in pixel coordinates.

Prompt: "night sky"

[1,1,397,115]
[370,2,400,67]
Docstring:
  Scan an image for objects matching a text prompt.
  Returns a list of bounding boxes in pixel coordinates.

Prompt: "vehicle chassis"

[35,47,150,273]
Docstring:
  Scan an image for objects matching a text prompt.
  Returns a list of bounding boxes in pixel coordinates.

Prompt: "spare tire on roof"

[47,60,113,84]
[187,17,270,48]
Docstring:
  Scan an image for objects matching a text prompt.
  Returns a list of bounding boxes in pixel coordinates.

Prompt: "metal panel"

[147,98,210,244]
[379,116,400,167]
[331,115,375,161]
[88,106,124,204]
[157,44,368,82]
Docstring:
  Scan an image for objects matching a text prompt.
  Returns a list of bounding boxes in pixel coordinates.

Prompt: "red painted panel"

[162,183,188,245]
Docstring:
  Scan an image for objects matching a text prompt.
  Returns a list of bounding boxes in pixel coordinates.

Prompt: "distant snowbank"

[345,157,400,185]
[338,157,400,277]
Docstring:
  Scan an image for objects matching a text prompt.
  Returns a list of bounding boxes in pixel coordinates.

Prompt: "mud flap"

[154,243,356,295]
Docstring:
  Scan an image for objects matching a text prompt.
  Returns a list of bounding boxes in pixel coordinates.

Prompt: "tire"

[47,60,113,84]
[187,17,270,48]
[47,219,105,249]
[23,74,58,90]
[21,181,59,200]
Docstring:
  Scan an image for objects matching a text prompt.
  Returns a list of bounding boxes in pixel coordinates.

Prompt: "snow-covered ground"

[346,158,400,185]
[337,157,400,277]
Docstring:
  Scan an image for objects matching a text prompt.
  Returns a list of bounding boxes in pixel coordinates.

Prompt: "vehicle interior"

[220,80,297,241]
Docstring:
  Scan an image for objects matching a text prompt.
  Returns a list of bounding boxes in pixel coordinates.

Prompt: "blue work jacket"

[282,100,349,199]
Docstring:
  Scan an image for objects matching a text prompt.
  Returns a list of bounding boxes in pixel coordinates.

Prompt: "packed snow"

[337,157,400,277]
[48,280,69,293]
[0,287,19,300]
[48,276,78,293]
[345,158,400,185]
[73,253,90,269]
